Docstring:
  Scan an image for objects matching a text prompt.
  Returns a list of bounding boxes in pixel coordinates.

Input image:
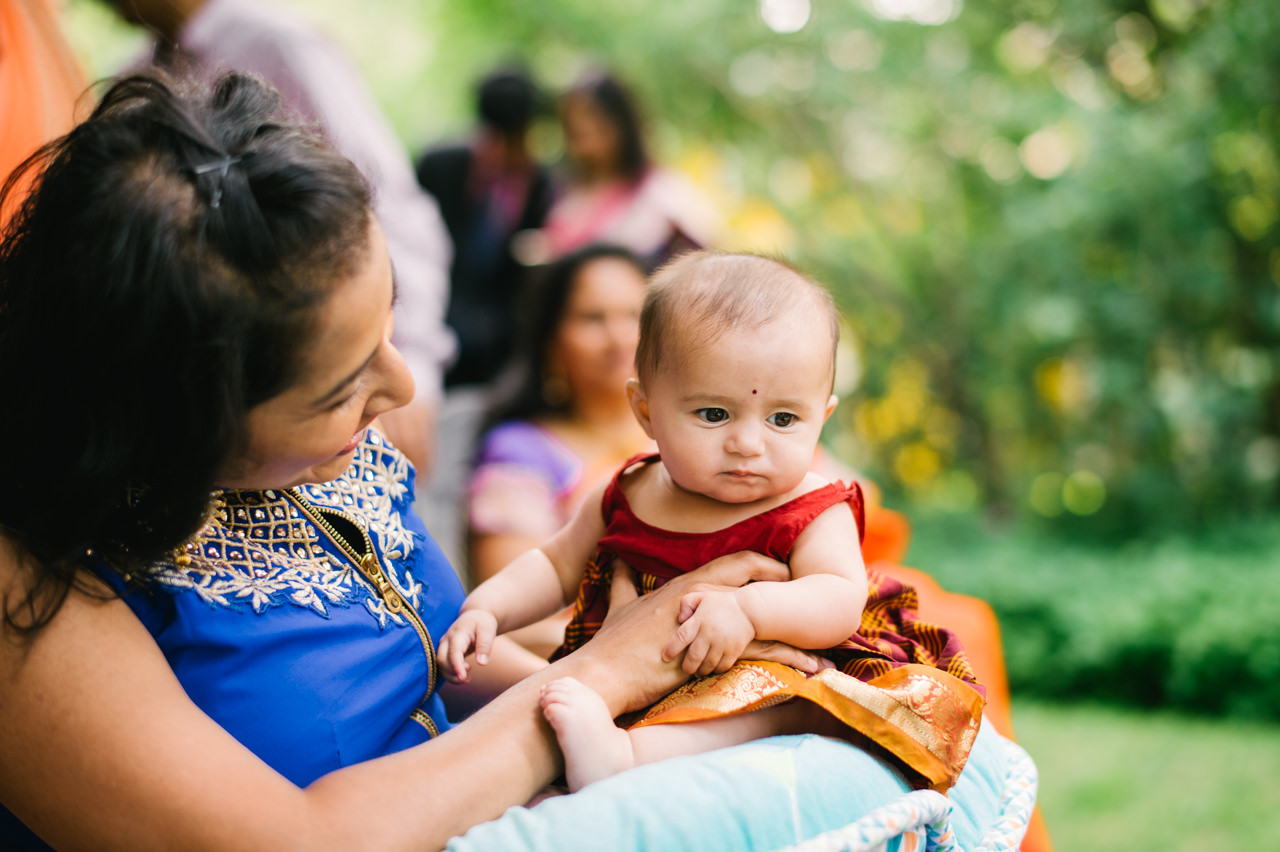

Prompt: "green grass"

[1012,701,1280,851]
[896,514,1280,846]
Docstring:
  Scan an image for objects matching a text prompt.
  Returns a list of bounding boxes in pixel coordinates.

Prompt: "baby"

[441,251,983,793]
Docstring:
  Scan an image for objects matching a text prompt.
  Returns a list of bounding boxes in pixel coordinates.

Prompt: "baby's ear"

[626,378,656,438]
[823,395,838,422]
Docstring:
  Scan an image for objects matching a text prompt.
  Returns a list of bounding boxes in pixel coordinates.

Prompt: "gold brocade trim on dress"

[154,431,424,627]
[629,660,985,793]
[158,490,363,615]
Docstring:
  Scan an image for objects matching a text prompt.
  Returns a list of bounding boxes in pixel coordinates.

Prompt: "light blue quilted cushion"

[448,721,1014,852]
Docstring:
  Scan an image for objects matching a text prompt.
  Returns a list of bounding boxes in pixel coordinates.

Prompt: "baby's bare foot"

[540,676,635,791]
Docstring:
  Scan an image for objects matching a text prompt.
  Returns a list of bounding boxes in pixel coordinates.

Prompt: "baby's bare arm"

[735,501,868,649]
[457,481,609,633]
[440,483,609,681]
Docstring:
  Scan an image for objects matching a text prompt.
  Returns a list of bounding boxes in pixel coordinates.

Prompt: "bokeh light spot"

[760,0,810,34]
[1245,437,1280,482]
[1228,195,1277,241]
[866,0,961,27]
[894,442,942,488]
[827,29,883,72]
[997,22,1053,74]
[1019,126,1074,179]
[1062,470,1106,515]
[1030,472,1065,517]
[730,51,776,97]
[1151,0,1197,31]
[979,137,1021,183]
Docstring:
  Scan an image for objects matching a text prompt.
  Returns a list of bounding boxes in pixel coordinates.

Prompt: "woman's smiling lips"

[337,421,374,456]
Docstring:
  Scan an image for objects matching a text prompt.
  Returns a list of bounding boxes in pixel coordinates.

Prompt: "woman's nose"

[366,343,415,417]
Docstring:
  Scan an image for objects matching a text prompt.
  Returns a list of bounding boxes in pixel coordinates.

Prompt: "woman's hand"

[663,551,824,673]
[684,549,793,587]
[581,552,824,714]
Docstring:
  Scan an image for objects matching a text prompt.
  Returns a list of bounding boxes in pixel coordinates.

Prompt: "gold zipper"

[410,709,439,737]
[286,488,439,710]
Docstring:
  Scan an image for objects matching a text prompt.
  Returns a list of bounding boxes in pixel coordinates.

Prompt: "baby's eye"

[768,412,798,428]
[695,408,729,423]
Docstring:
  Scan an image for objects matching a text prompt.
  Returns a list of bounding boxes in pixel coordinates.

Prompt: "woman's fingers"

[681,550,790,588]
[741,640,826,674]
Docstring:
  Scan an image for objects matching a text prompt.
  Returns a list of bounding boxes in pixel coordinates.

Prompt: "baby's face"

[631,311,836,505]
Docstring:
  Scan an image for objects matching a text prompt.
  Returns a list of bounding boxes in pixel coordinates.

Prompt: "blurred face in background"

[547,256,646,406]
[561,94,621,181]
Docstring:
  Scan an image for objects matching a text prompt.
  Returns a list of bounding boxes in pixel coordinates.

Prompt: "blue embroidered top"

[1,430,465,849]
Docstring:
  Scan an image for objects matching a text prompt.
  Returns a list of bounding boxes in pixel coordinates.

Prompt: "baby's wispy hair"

[635,250,839,385]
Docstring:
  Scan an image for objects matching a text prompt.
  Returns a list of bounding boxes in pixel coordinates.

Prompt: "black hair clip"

[190,153,247,209]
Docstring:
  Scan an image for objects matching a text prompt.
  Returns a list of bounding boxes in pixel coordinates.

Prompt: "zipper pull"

[362,553,405,613]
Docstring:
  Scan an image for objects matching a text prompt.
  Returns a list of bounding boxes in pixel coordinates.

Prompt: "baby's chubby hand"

[438,609,499,684]
[663,589,756,676]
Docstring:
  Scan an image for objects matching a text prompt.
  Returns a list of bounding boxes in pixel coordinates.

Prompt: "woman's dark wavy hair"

[0,69,371,638]
[478,243,647,438]
[563,71,649,183]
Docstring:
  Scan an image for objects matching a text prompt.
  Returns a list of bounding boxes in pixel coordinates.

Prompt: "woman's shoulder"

[0,533,129,670]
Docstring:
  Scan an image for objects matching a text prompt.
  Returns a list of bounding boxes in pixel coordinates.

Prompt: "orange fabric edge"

[630,660,985,793]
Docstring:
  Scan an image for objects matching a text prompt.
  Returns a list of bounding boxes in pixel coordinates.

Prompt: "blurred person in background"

[103,0,455,475]
[465,244,654,657]
[416,64,555,390]
[536,69,720,270]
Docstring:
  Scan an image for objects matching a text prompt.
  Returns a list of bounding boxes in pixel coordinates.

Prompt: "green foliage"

[407,0,1280,536]
[908,514,1280,719]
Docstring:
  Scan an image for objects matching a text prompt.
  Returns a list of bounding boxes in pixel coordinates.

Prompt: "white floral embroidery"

[154,430,421,620]
[363,596,395,629]
[154,547,357,615]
